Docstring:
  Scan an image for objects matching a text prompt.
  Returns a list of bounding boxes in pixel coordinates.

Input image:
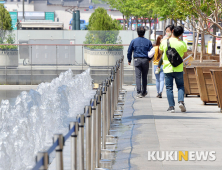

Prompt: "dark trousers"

[134,58,149,95]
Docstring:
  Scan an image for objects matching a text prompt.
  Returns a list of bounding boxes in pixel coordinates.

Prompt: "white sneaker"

[155,67,160,74]
[179,102,186,112]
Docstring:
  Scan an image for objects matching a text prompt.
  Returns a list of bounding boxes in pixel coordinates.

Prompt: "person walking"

[152,35,164,98]
[155,25,174,74]
[159,26,187,113]
[127,26,153,98]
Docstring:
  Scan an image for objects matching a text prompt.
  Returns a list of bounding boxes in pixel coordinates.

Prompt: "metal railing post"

[120,57,124,90]
[70,121,78,170]
[111,68,115,121]
[102,82,107,149]
[36,152,49,170]
[106,78,111,134]
[114,66,118,111]
[53,134,64,170]
[77,114,85,170]
[95,89,102,168]
[91,97,97,170]
[85,105,92,170]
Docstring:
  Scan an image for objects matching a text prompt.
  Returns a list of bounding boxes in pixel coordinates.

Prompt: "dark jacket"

[127,37,153,63]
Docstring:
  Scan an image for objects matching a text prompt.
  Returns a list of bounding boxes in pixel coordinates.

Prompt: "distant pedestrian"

[127,26,153,98]
[152,35,164,98]
[159,26,187,113]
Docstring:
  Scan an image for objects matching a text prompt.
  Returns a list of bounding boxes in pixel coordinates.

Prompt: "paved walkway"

[112,85,222,170]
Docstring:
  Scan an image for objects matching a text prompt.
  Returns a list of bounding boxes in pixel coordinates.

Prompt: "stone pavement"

[112,85,222,170]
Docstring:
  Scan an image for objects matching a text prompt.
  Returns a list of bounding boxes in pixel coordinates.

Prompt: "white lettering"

[148,151,156,161]
[188,151,195,161]
[209,151,216,161]
[156,151,165,161]
[196,151,208,161]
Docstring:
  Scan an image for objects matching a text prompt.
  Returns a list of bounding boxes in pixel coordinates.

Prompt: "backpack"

[166,39,183,67]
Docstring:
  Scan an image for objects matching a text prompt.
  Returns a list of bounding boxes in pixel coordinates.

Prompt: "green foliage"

[0,4,12,30]
[84,7,123,50]
[0,4,16,50]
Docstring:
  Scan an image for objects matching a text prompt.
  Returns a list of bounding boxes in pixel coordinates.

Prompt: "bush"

[84,7,123,50]
[0,4,17,50]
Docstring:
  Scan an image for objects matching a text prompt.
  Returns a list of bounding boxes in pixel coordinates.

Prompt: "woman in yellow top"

[153,35,164,98]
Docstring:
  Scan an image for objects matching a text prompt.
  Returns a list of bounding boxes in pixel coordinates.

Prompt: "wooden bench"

[184,61,219,97]
[210,70,222,112]
[194,66,222,104]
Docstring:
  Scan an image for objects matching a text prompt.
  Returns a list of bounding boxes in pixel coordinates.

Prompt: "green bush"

[0,4,17,50]
[84,7,123,50]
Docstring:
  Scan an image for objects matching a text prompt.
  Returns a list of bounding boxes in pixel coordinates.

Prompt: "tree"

[84,7,123,50]
[0,4,12,44]
[176,0,222,66]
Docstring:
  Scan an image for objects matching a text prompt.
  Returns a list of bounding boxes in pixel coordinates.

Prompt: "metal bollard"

[70,121,78,170]
[120,58,123,90]
[111,69,115,121]
[106,78,111,133]
[36,152,49,170]
[95,89,102,168]
[53,134,64,170]
[85,105,92,170]
[91,97,97,170]
[102,83,107,149]
[77,114,85,170]
[114,66,117,111]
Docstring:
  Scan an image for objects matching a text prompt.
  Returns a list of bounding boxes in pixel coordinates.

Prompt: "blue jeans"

[165,72,184,107]
[154,65,164,94]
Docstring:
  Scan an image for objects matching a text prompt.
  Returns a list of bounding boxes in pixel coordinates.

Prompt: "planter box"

[184,61,219,97]
[210,70,222,112]
[84,48,123,67]
[0,50,18,67]
[194,66,222,104]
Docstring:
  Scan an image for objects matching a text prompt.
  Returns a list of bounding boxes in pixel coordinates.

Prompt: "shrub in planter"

[84,7,123,66]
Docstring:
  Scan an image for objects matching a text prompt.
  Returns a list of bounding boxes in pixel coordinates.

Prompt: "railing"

[0,44,129,85]
[32,56,124,170]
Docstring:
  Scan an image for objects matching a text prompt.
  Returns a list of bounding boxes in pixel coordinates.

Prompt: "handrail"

[32,56,124,170]
[0,44,130,46]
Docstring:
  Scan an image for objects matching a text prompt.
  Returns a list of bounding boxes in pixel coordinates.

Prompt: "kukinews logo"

[148,151,216,161]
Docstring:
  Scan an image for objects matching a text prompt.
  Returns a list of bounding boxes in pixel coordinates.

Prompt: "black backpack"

[166,39,183,67]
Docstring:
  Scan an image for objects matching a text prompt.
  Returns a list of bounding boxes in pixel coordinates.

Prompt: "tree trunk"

[154,18,157,42]
[123,15,125,30]
[180,20,183,41]
[136,17,138,30]
[220,29,222,67]
[200,32,205,63]
[212,24,216,55]
[194,21,200,60]
[174,19,177,26]
[130,17,133,30]
[149,20,152,40]
[192,25,196,52]
[144,17,147,27]
[163,20,166,35]
[169,19,172,25]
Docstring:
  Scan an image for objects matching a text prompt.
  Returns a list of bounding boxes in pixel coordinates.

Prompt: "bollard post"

[121,57,124,90]
[36,152,49,170]
[53,134,64,170]
[70,121,78,170]
[91,97,97,170]
[95,89,102,168]
[106,78,111,134]
[77,114,85,170]
[102,82,107,149]
[114,66,118,111]
[119,58,123,90]
[111,68,115,121]
[85,105,92,170]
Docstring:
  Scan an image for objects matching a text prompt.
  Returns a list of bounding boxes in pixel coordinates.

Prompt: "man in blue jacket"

[127,26,153,98]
